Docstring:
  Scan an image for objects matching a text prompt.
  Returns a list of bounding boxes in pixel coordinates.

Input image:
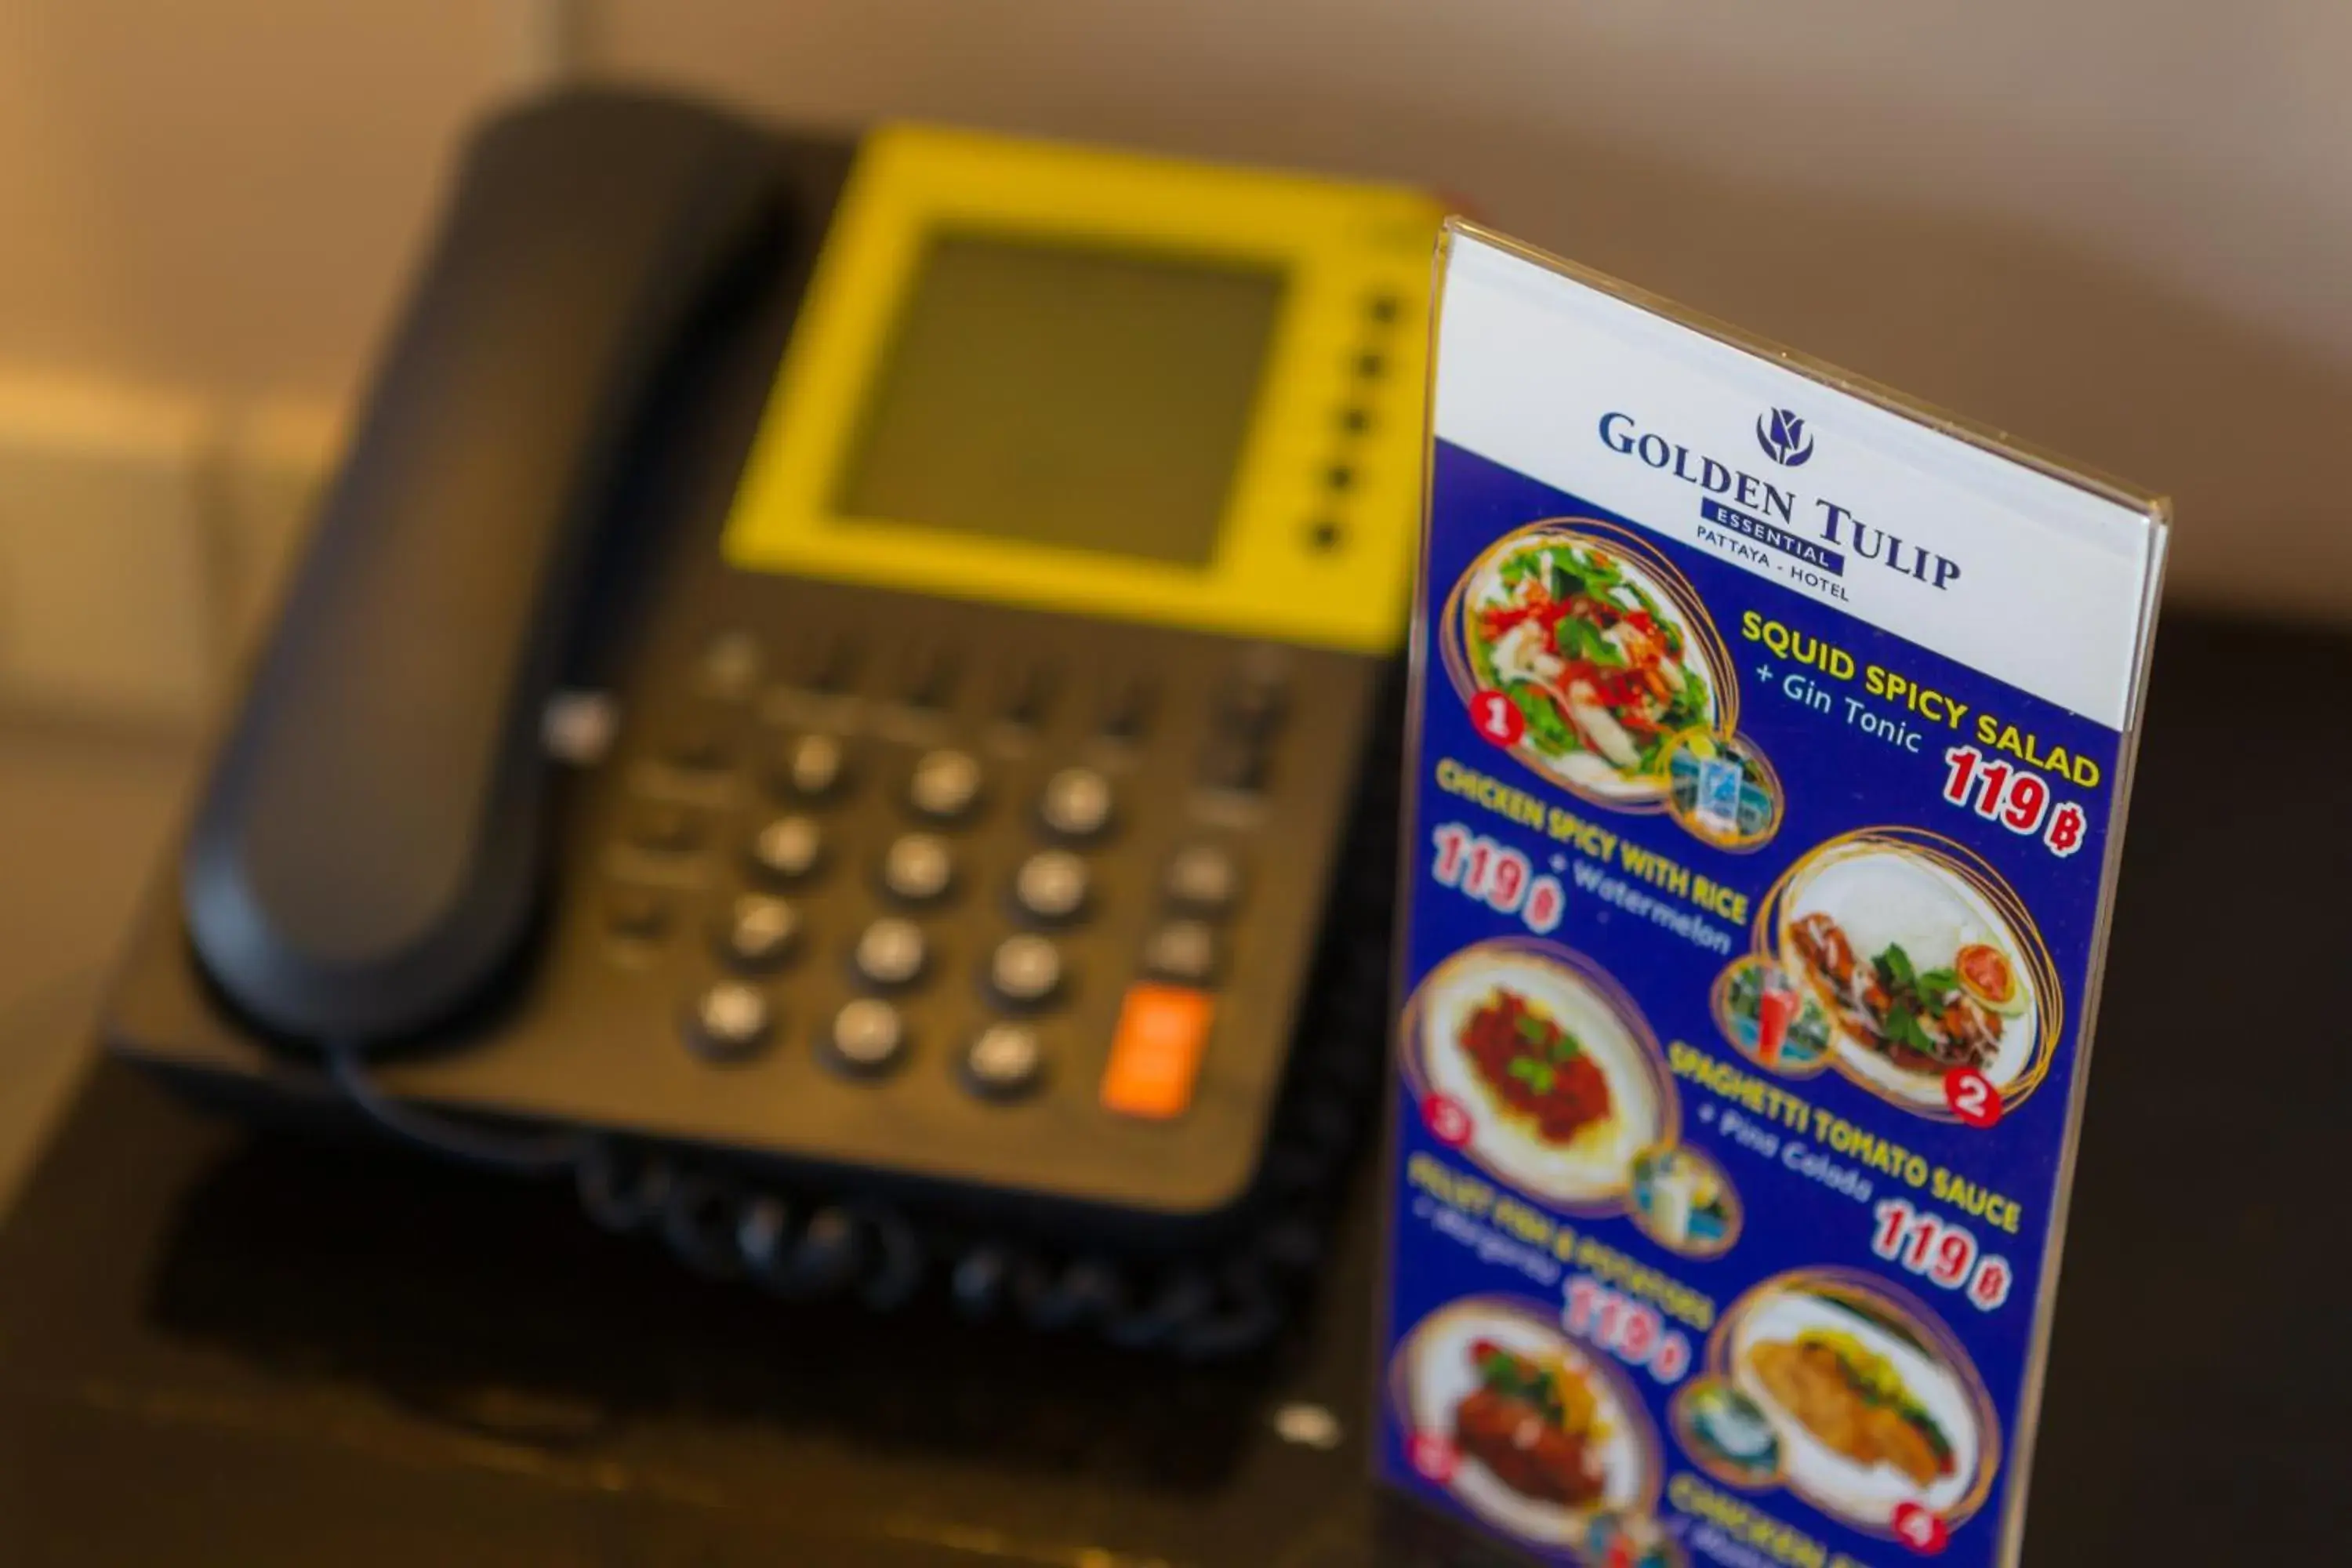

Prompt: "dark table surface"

[0,612,2343,1565]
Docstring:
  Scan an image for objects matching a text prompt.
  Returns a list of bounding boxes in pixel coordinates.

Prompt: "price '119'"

[1431,822,1565,935]
[1940,745,2088,858]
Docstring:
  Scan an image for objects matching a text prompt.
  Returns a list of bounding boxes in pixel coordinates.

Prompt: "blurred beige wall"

[1,0,2347,615]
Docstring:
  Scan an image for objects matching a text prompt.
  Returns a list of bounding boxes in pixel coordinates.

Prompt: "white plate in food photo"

[1724,1278,1993,1532]
[1449,524,1726,806]
[1773,839,2048,1113]
[1408,942,1675,1210]
[1392,1298,1660,1549]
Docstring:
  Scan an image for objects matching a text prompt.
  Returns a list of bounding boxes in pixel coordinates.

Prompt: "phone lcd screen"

[834,233,1283,568]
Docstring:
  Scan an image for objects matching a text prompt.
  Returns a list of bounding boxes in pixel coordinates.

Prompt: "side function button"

[963,1023,1047,1101]
[907,749,983,822]
[1038,766,1113,841]
[854,916,928,989]
[697,629,763,697]
[718,894,801,972]
[1164,844,1243,916]
[793,631,858,695]
[749,814,825,884]
[665,717,732,772]
[685,981,773,1063]
[1097,674,1153,742]
[881,833,955,904]
[1142,918,1219,987]
[987,934,1063,1009]
[606,887,669,942]
[777,733,847,800]
[898,647,956,711]
[1218,666,1288,739]
[997,663,1053,728]
[632,803,704,854]
[1196,732,1267,794]
[826,998,908,1076]
[1101,984,1214,1120]
[1012,849,1089,924]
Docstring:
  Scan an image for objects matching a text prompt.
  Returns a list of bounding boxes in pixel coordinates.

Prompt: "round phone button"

[1142,919,1219,987]
[881,833,955,904]
[749,815,824,884]
[854,916,928,989]
[1012,849,1089,924]
[827,998,907,1076]
[718,895,800,972]
[1165,844,1243,916]
[908,749,983,821]
[1038,766,1113,840]
[963,1023,1046,1100]
[988,934,1062,1008]
[685,981,772,1062]
[779,733,847,800]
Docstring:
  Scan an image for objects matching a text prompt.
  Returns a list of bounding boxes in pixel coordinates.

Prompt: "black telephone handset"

[183,93,784,1047]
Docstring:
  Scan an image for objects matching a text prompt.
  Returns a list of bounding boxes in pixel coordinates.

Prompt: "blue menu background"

[1377,441,2128,1567]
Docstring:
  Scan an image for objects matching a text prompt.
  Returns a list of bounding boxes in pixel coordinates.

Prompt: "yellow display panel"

[720,123,1444,653]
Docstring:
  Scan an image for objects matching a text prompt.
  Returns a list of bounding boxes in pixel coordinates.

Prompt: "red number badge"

[1469,690,1525,748]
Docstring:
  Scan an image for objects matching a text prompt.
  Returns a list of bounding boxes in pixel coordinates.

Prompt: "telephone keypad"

[573,586,1370,1220]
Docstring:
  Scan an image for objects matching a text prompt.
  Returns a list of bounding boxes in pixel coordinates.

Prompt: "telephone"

[102,89,1439,1352]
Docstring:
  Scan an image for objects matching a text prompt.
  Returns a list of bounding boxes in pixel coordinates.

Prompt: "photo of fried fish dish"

[1745,1330,1955,1490]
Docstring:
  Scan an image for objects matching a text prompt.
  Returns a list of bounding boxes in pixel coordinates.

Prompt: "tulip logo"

[1755,408,1814,468]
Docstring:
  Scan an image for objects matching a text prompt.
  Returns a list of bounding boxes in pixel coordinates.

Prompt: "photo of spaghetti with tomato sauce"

[1456,988,1614,1147]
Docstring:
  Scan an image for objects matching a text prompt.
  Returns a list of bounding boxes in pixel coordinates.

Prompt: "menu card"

[1377,222,2168,1567]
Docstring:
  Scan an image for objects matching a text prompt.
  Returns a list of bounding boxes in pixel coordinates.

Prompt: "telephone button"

[633,803,704,854]
[695,629,763,697]
[606,887,670,942]
[907,749,983,822]
[717,894,801,973]
[685,981,773,1063]
[880,833,955,904]
[1038,766,1114,841]
[665,720,731,772]
[1011,849,1089,924]
[963,1022,1046,1101]
[853,916,928,989]
[1164,844,1243,916]
[826,998,908,1076]
[987,934,1063,1009]
[777,733,847,800]
[1101,984,1214,1120]
[749,814,825,884]
[1218,668,1288,740]
[1196,731,1267,794]
[1096,675,1153,741]
[1142,918,1220,987]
